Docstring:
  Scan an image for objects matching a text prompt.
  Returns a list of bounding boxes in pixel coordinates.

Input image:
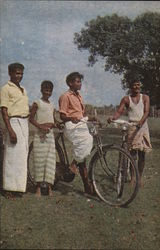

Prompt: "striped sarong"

[33,129,56,185]
[64,117,93,163]
[3,118,28,192]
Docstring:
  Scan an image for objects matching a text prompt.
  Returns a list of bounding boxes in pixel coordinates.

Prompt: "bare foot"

[48,186,53,197]
[16,192,24,198]
[4,191,16,200]
[139,178,144,187]
[35,187,41,197]
[84,182,96,196]
[69,163,79,174]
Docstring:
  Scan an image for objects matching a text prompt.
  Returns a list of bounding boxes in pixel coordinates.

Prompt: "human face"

[41,87,53,101]
[131,82,141,94]
[10,68,23,85]
[69,77,82,92]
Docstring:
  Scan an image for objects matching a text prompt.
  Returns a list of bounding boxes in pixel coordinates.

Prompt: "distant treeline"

[85,104,119,116]
[54,104,160,118]
[85,104,160,118]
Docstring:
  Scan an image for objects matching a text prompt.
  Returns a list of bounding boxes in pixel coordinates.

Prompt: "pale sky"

[0,1,160,107]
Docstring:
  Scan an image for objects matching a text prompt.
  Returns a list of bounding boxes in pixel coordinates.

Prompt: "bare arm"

[60,113,80,124]
[1,107,17,144]
[59,94,81,124]
[108,96,128,123]
[53,110,62,128]
[137,95,150,127]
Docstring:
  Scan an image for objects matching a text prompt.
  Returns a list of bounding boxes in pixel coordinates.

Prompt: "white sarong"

[3,118,28,192]
[127,121,152,153]
[64,117,93,163]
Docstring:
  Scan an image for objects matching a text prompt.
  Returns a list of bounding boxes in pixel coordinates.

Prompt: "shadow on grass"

[54,180,101,203]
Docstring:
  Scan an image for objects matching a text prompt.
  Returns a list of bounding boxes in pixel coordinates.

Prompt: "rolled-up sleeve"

[59,94,69,116]
[0,86,9,108]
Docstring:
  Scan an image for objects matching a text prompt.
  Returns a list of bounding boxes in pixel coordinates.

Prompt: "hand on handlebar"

[107,116,114,124]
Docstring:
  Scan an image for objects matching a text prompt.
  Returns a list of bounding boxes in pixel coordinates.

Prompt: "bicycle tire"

[89,145,139,207]
[116,149,129,198]
[55,140,75,183]
[27,140,66,186]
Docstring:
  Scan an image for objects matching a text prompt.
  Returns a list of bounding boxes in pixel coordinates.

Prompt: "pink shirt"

[59,90,85,120]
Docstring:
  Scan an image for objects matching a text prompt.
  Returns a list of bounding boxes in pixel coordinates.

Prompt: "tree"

[74,12,160,105]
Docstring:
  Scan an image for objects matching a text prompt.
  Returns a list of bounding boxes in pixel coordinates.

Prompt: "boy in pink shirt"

[59,72,96,195]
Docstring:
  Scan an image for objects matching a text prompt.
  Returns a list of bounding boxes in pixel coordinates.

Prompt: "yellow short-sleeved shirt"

[0,81,29,117]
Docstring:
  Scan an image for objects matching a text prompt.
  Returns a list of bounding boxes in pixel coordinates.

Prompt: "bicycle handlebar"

[110,119,137,127]
[57,118,138,133]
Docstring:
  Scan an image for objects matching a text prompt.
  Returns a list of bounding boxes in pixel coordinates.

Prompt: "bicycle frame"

[55,129,70,166]
[88,120,139,206]
[54,120,134,180]
[89,123,116,177]
[55,121,102,166]
[25,118,137,206]
[112,120,139,164]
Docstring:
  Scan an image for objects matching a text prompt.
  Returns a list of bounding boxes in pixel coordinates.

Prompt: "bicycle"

[88,119,139,207]
[27,119,139,207]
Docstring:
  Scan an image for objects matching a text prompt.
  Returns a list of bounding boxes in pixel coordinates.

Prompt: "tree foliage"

[74,12,160,105]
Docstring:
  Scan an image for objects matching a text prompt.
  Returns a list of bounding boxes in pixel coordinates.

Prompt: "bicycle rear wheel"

[90,145,139,207]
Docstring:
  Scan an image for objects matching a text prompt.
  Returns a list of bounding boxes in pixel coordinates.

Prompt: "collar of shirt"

[68,89,81,97]
[8,80,25,93]
[8,80,23,88]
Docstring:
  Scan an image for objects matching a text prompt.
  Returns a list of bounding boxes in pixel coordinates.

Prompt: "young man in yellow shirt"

[0,63,29,199]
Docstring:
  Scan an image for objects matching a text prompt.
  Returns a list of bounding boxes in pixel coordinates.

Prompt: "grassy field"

[0,117,160,249]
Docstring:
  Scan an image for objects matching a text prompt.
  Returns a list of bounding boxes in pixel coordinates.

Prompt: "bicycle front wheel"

[90,145,139,207]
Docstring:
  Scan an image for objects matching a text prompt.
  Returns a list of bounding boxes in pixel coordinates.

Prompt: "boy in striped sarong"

[29,81,58,197]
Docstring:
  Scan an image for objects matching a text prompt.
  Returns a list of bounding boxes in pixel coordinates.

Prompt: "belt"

[129,120,138,123]
[10,115,29,119]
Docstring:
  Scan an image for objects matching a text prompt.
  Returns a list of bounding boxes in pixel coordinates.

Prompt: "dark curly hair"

[129,77,141,88]
[41,80,54,90]
[66,72,84,86]
[8,63,25,74]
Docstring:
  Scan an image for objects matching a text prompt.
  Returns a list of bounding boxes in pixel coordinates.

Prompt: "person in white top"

[108,78,152,186]
[29,80,58,197]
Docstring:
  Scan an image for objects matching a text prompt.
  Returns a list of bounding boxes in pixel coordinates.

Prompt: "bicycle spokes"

[91,145,139,207]
[97,148,115,177]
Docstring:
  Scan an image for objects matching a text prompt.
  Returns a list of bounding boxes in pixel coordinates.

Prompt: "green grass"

[148,117,160,137]
[0,116,160,249]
